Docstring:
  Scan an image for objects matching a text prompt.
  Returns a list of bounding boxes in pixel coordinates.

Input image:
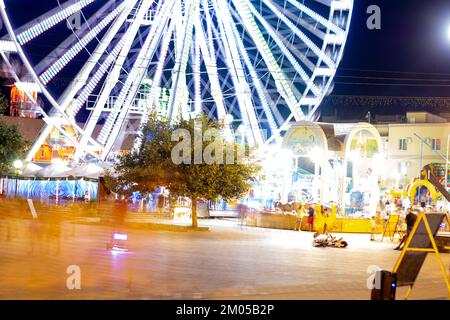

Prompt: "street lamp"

[445,134,450,192]
[13,160,23,170]
[13,160,23,197]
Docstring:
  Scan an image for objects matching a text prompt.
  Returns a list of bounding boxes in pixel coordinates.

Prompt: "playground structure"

[406,163,450,207]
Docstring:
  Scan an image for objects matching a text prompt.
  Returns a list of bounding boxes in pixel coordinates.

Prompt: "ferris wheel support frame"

[0,0,353,164]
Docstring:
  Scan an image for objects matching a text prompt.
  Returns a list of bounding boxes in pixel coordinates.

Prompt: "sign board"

[395,213,444,286]
[392,213,450,299]
[381,214,400,241]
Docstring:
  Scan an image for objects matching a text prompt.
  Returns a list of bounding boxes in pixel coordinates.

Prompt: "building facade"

[375,112,450,189]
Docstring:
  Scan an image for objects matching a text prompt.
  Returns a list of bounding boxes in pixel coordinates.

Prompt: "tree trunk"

[191,198,198,228]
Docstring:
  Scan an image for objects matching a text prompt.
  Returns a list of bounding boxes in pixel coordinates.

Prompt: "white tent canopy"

[35,163,71,178]
[66,163,105,179]
[21,162,42,177]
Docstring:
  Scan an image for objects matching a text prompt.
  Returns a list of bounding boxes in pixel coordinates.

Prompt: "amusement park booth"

[252,121,384,233]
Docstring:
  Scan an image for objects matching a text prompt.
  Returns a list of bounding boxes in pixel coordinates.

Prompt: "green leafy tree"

[0,91,8,115]
[0,119,29,176]
[108,113,260,228]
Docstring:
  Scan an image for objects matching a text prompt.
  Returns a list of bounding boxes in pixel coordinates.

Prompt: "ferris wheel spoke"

[194,19,226,120]
[193,27,202,116]
[167,0,198,120]
[58,0,138,111]
[68,0,152,118]
[228,9,279,139]
[212,0,263,146]
[99,0,178,156]
[233,0,306,121]
[284,0,343,35]
[71,0,157,160]
[133,18,177,151]
[15,0,98,45]
[197,0,231,124]
[39,2,127,85]
[259,0,336,70]
[34,0,118,76]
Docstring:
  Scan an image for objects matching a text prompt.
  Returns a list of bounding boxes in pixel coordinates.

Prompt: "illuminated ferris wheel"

[0,0,353,163]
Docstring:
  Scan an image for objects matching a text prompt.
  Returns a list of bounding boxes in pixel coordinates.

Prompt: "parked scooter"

[312,232,348,248]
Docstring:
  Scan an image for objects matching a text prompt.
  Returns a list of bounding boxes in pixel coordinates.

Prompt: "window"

[431,139,441,151]
[399,138,407,151]
[40,148,45,158]
[398,162,407,175]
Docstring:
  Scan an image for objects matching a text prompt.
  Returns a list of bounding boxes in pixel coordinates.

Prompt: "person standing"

[307,205,315,232]
[294,204,304,231]
[395,209,417,250]
[157,193,165,214]
[370,215,377,241]
[322,207,329,234]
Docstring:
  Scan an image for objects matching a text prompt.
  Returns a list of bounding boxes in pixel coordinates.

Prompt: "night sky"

[333,0,450,97]
[2,0,450,120]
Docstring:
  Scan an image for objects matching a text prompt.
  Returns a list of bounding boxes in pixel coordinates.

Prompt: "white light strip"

[286,0,343,35]
[232,0,306,118]
[212,0,263,146]
[16,0,96,45]
[133,19,176,150]
[259,0,336,69]
[167,0,198,120]
[228,11,278,136]
[67,35,129,117]
[39,3,126,85]
[99,0,174,146]
[200,0,227,119]
[14,81,42,93]
[0,40,18,52]
[242,0,322,97]
[193,31,202,115]
[69,0,155,117]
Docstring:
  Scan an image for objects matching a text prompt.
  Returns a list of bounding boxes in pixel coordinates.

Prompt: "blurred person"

[113,195,128,230]
[83,191,90,203]
[307,204,314,232]
[238,203,248,226]
[370,215,378,241]
[395,209,417,250]
[322,207,329,234]
[294,203,304,231]
[157,193,165,214]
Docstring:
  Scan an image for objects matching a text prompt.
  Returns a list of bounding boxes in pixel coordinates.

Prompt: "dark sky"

[3,0,450,119]
[332,0,450,97]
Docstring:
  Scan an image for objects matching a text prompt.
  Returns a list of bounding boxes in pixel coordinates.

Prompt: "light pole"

[445,133,450,193]
[13,160,23,197]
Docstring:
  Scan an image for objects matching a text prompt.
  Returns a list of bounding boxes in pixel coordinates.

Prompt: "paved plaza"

[0,216,448,300]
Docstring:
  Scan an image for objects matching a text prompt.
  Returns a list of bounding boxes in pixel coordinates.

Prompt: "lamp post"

[13,160,23,197]
[445,133,450,193]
